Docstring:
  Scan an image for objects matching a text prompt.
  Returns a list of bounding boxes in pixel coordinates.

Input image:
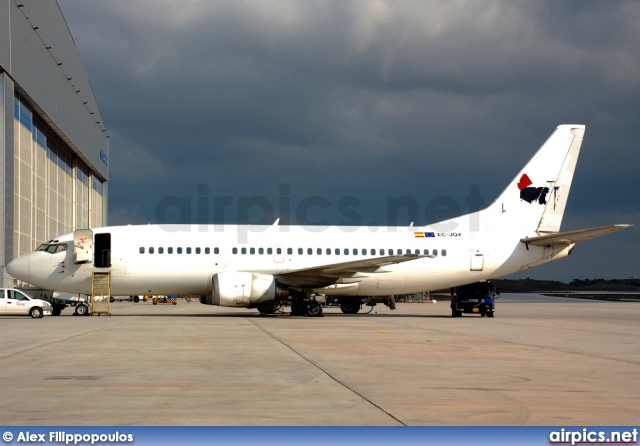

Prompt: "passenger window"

[371,249,376,255]
[353,249,358,255]
[344,249,349,255]
[317,248,322,255]
[158,247,164,254]
[380,249,385,255]
[415,249,420,255]
[298,248,303,255]
[149,247,155,254]
[205,248,210,254]
[406,249,411,254]
[168,247,173,254]
[362,249,366,255]
[335,248,340,255]
[267,248,273,255]
[214,247,219,254]
[326,248,331,255]
[287,248,293,255]
[139,247,145,254]
[276,247,282,255]
[258,248,264,255]
[241,247,247,254]
[186,248,192,254]
[250,248,255,255]
[442,249,447,256]
[423,249,429,255]
[177,247,182,254]
[232,247,238,254]
[196,247,201,254]
[307,248,312,255]
[433,249,438,257]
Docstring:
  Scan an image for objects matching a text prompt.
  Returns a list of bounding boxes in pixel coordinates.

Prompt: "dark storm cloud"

[58,0,639,280]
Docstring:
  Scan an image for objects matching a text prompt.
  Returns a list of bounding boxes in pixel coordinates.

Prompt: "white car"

[0,288,53,318]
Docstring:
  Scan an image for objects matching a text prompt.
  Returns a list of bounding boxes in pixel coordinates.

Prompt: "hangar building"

[0,0,108,287]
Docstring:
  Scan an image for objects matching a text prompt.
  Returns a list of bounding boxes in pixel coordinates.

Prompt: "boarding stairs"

[90,271,111,316]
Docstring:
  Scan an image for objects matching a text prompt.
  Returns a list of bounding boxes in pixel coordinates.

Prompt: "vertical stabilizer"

[489,125,585,234]
[536,127,584,233]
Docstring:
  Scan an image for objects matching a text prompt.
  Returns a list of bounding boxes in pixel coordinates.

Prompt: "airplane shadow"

[82,312,454,319]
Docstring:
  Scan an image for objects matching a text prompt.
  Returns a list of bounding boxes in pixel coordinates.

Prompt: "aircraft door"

[94,233,111,268]
[74,229,93,264]
[274,244,284,263]
[470,239,485,271]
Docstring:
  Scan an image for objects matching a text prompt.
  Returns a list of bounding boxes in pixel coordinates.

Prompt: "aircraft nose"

[6,255,30,282]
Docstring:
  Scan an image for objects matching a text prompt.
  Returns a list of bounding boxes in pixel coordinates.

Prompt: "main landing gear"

[290,297,323,317]
[339,297,360,314]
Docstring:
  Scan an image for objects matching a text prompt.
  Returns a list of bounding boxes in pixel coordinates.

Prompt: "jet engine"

[200,272,288,307]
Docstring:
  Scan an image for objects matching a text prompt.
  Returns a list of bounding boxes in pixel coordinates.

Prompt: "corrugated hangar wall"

[0,0,109,287]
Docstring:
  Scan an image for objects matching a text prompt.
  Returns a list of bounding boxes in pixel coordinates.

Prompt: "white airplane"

[6,125,631,316]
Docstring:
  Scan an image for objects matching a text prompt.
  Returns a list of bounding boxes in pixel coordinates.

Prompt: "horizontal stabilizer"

[520,224,632,247]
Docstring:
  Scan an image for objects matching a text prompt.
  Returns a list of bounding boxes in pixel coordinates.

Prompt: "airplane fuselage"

[11,222,567,298]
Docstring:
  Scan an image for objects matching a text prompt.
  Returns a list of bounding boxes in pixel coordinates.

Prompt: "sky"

[56,0,639,282]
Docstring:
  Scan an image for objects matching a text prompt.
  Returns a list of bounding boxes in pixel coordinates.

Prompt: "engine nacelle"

[201,272,288,307]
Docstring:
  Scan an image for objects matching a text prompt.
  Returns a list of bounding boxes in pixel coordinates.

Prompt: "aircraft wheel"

[340,298,359,314]
[30,307,44,318]
[307,301,323,317]
[257,302,276,314]
[75,304,88,316]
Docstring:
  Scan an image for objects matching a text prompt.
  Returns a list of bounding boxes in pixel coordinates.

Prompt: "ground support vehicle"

[152,296,177,305]
[0,288,53,318]
[451,281,499,317]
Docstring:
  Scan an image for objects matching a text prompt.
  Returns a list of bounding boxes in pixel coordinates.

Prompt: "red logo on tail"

[518,174,533,190]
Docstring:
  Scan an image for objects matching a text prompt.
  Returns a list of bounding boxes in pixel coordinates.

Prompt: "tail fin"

[489,125,585,234]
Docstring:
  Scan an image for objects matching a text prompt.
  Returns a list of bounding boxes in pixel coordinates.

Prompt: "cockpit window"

[37,243,68,254]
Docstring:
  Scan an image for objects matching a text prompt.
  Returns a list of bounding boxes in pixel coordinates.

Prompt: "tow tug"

[451,281,500,317]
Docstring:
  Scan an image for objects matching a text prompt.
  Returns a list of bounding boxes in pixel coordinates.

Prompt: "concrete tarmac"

[0,294,638,426]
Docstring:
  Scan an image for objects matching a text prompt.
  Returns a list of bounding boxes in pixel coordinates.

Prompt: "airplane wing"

[520,224,632,247]
[275,254,426,287]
